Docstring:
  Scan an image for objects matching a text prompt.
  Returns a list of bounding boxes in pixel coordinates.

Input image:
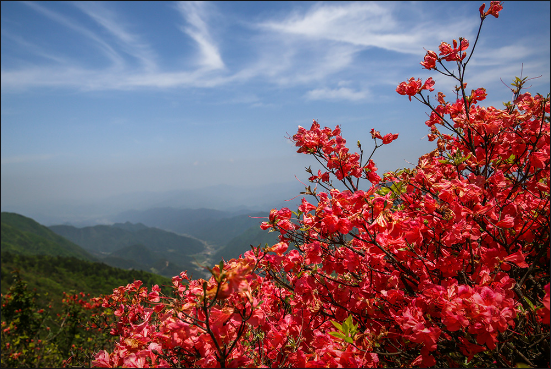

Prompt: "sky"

[1,1,550,223]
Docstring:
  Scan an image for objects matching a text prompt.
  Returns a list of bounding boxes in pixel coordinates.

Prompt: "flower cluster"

[87,3,549,367]
[396,77,435,101]
[480,1,504,19]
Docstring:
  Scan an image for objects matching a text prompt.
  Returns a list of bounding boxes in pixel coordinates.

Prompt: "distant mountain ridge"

[112,207,271,249]
[48,222,204,255]
[2,181,305,227]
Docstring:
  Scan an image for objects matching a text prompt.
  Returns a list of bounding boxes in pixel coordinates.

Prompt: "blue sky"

[1,1,550,219]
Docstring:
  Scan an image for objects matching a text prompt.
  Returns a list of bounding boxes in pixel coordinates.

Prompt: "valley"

[2,205,280,284]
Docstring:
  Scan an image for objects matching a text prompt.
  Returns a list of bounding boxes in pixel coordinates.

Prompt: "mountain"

[112,207,271,249]
[48,222,205,256]
[211,225,280,263]
[113,208,230,239]
[1,251,171,314]
[106,243,188,277]
[1,212,96,261]
[0,212,172,313]
[111,222,149,232]
[48,222,206,278]
[1,181,306,227]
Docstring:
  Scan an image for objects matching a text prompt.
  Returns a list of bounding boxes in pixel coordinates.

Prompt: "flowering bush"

[91,2,549,367]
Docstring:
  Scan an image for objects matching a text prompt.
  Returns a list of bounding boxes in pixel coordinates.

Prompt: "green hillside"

[1,212,96,261]
[211,225,280,263]
[48,222,205,256]
[48,223,205,278]
[1,251,171,315]
[108,243,189,278]
[0,213,173,308]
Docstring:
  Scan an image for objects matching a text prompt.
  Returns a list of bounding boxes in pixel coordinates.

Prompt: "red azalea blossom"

[480,1,503,18]
[421,50,438,70]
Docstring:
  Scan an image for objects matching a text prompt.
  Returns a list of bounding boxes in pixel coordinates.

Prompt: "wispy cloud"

[72,2,158,72]
[234,2,481,96]
[257,2,476,55]
[21,1,124,67]
[175,1,224,71]
[305,86,369,101]
[1,1,547,99]
[1,30,70,65]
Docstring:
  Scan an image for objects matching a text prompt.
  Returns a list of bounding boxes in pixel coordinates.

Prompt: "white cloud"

[1,30,70,65]
[21,1,125,67]
[176,1,225,71]
[305,87,369,101]
[72,2,159,71]
[1,2,547,95]
[474,42,539,67]
[257,2,475,55]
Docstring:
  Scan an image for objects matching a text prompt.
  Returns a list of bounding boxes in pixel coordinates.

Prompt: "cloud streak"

[72,2,159,72]
[21,1,125,67]
[305,86,369,101]
[176,1,225,71]
[1,2,548,103]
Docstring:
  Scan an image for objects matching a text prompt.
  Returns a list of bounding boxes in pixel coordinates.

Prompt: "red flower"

[484,1,503,18]
[382,133,399,144]
[503,250,529,268]
[420,50,438,70]
[537,284,550,324]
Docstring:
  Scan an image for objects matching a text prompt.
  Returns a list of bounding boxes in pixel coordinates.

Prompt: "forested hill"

[1,251,171,313]
[48,222,206,278]
[48,221,204,255]
[1,212,96,261]
[0,212,172,314]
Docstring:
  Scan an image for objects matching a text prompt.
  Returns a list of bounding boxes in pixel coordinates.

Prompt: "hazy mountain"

[111,222,149,232]
[1,181,305,227]
[211,225,280,263]
[1,212,96,261]
[48,222,206,278]
[111,208,273,249]
[48,222,205,256]
[106,243,188,278]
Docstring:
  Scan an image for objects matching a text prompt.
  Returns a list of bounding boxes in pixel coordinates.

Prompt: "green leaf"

[523,296,536,310]
[330,320,343,332]
[390,182,406,195]
[342,315,355,337]
[377,187,391,196]
[344,315,353,328]
[329,332,346,340]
